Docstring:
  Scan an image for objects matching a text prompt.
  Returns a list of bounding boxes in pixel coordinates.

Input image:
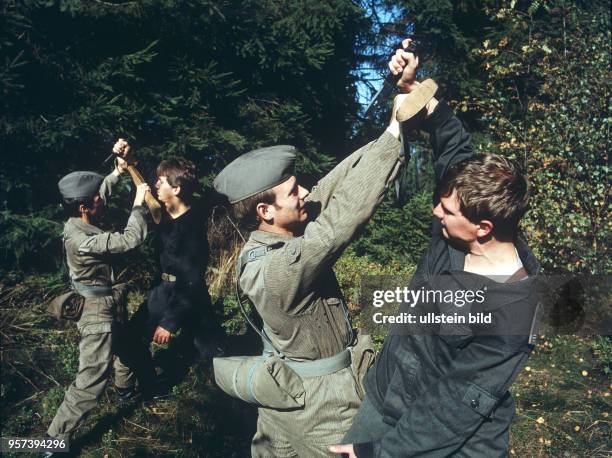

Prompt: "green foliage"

[40,386,67,424]
[0,0,373,273]
[509,335,611,456]
[467,0,610,273]
[219,295,248,336]
[351,190,433,265]
[334,249,416,347]
[0,0,368,214]
[334,247,416,307]
[0,407,37,437]
[591,336,612,375]
[0,209,63,271]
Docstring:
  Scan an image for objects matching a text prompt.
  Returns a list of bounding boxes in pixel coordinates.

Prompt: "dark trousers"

[115,300,222,393]
[342,395,392,445]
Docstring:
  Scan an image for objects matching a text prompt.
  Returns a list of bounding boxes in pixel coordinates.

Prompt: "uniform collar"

[249,229,294,246]
[66,217,103,234]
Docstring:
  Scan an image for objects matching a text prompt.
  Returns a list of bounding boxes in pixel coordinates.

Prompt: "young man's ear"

[256,202,274,223]
[172,185,181,197]
[476,220,494,238]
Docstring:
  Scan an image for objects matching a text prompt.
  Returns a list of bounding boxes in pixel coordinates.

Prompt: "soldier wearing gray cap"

[214,91,417,456]
[46,157,150,445]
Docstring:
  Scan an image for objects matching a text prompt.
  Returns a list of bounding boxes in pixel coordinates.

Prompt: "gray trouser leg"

[251,415,299,458]
[47,330,113,440]
[251,366,361,457]
[113,355,135,390]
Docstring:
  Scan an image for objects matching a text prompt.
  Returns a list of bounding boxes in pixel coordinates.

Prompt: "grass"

[509,335,611,457]
[1,253,610,457]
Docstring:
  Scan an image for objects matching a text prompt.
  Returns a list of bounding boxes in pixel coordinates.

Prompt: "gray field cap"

[214,145,296,203]
[58,171,104,201]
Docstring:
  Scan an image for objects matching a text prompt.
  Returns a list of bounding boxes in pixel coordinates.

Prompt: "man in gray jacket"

[47,159,149,445]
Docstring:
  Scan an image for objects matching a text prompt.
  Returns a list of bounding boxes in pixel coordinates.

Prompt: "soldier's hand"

[113,138,131,158]
[134,183,151,207]
[153,326,172,344]
[389,38,419,93]
[385,93,409,139]
[115,156,129,174]
[328,444,357,458]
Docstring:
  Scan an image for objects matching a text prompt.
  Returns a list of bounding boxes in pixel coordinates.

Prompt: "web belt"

[72,280,113,298]
[262,339,351,377]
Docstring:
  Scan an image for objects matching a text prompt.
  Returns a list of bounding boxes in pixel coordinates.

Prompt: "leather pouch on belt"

[46,291,85,321]
[350,329,376,392]
[213,355,305,409]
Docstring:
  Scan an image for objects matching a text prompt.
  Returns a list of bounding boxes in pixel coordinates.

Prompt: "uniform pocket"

[349,330,376,398]
[461,382,499,418]
[213,355,305,409]
[79,321,112,336]
[76,296,114,340]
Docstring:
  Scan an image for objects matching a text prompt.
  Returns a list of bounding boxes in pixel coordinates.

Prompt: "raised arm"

[306,39,420,210]
[251,99,406,312]
[78,183,150,254]
[389,40,474,188]
[423,100,474,188]
[97,141,130,204]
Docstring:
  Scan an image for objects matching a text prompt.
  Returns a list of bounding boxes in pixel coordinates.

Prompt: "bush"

[0,209,63,271]
[351,191,433,266]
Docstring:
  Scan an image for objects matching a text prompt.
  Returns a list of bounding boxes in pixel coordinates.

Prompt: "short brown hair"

[230,188,276,232]
[440,154,530,240]
[156,157,198,203]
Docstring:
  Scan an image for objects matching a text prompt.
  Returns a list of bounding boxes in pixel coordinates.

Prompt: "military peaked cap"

[214,145,296,203]
[58,171,104,201]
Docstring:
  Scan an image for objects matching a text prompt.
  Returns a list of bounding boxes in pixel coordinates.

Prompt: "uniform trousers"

[251,365,362,458]
[47,296,134,440]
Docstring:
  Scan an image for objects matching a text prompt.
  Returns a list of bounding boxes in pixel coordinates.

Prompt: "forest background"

[0,0,609,456]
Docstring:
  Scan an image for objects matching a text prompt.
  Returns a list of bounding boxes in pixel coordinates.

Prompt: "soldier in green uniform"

[213,89,420,455]
[47,159,150,445]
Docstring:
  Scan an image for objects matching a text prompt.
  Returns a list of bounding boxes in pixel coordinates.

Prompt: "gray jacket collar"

[65,217,103,235]
[249,229,294,246]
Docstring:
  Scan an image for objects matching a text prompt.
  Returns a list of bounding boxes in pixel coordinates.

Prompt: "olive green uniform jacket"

[48,172,147,440]
[239,131,401,456]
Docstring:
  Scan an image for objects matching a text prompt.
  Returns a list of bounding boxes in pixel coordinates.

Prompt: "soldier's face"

[83,194,104,220]
[270,176,310,230]
[433,189,479,243]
